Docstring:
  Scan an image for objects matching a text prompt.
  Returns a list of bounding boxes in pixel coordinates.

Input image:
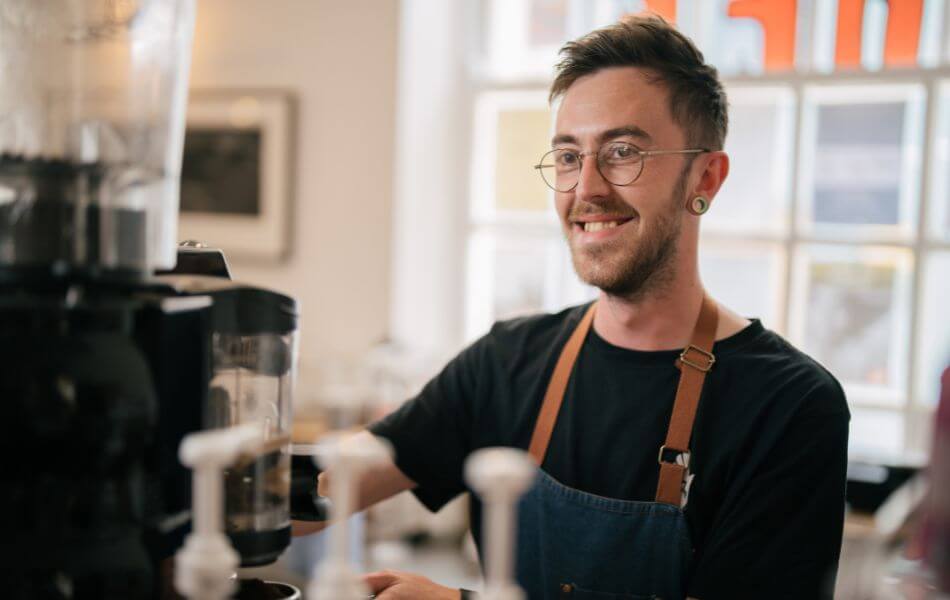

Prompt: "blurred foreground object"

[837,366,950,598]
[308,434,393,600]
[174,425,262,600]
[923,367,950,591]
[466,448,536,600]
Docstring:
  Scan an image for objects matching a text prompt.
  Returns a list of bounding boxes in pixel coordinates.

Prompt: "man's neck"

[592,275,707,352]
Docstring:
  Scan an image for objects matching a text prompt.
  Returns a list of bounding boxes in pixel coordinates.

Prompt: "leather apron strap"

[527,302,597,463]
[655,294,718,505]
[527,296,719,507]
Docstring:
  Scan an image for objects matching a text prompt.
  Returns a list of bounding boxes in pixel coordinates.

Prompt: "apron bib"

[514,297,718,600]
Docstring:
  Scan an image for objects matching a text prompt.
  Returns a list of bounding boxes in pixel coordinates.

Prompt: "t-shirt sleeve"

[688,382,850,600]
[368,337,487,512]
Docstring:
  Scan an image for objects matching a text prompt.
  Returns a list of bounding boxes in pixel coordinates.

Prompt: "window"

[699,240,785,330]
[797,84,925,239]
[466,90,596,336]
[463,0,950,458]
[470,91,554,222]
[790,245,913,406]
[705,87,795,235]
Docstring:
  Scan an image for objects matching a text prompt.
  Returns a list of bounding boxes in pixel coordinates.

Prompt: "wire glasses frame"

[534,142,709,192]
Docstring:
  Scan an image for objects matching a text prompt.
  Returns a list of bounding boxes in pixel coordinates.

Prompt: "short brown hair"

[550,14,728,150]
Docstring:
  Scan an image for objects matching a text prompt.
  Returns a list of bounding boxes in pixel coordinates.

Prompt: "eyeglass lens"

[536,142,645,192]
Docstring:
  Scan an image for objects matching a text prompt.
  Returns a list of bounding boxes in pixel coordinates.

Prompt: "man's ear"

[691,151,729,208]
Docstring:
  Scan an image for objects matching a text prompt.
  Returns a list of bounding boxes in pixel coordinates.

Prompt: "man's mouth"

[570,215,637,238]
[580,220,625,232]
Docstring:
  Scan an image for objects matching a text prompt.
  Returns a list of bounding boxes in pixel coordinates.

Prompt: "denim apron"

[515,297,718,600]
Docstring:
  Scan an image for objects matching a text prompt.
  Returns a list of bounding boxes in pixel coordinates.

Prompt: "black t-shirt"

[370,303,850,599]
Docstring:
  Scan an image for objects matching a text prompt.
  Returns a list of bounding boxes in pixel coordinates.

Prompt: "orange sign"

[654,0,928,71]
[836,0,925,67]
[645,0,677,22]
[728,0,797,70]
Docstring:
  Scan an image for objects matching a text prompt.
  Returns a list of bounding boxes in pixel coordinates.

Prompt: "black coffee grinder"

[0,2,298,597]
[154,247,299,568]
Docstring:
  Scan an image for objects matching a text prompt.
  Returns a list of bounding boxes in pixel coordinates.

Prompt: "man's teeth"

[583,221,620,232]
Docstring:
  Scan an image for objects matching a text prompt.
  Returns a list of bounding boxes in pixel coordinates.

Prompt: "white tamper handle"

[465,448,536,600]
[308,433,393,600]
[174,423,263,600]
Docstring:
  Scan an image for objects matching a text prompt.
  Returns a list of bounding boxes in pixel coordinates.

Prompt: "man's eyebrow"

[599,125,653,144]
[550,125,654,147]
[551,133,577,146]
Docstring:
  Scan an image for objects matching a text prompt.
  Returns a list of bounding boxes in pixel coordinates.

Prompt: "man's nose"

[574,156,611,201]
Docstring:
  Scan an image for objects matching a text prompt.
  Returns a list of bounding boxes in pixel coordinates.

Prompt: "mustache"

[568,201,639,221]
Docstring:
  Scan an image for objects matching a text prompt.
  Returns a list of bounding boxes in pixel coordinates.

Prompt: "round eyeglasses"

[534,142,709,193]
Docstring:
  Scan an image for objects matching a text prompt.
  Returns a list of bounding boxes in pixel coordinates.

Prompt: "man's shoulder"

[717,322,849,419]
[476,303,593,366]
[487,302,592,344]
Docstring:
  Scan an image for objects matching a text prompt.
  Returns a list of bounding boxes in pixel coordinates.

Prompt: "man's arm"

[291,431,416,536]
[291,431,471,599]
[292,332,489,598]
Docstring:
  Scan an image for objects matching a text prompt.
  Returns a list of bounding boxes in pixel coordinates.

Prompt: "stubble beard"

[568,168,688,302]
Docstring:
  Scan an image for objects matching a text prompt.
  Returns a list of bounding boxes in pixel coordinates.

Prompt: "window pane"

[798,85,925,238]
[465,230,567,340]
[707,86,794,234]
[529,0,569,46]
[849,408,905,459]
[577,1,651,32]
[700,240,785,332]
[916,252,950,406]
[929,81,950,240]
[493,236,547,319]
[483,0,564,77]
[548,241,599,308]
[791,245,913,405]
[471,91,553,220]
[495,109,553,212]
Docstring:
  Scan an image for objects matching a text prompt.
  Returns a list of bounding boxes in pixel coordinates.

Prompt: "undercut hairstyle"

[550,14,728,150]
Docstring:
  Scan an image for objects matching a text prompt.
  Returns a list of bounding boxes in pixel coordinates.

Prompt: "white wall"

[188,0,399,394]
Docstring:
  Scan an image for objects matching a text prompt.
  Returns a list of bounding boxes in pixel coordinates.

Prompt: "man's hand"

[291,431,416,537]
[363,570,461,600]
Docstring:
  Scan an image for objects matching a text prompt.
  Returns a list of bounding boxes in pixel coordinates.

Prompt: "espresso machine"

[0,2,298,597]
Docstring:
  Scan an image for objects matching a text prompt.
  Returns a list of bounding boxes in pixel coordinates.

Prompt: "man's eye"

[610,145,635,159]
[556,152,580,167]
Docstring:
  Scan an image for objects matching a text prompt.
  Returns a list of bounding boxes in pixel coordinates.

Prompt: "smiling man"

[301,15,850,600]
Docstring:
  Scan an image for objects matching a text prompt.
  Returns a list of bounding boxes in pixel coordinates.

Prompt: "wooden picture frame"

[178,89,295,262]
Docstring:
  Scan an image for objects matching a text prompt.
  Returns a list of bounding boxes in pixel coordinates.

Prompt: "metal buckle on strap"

[658,444,690,467]
[679,344,715,372]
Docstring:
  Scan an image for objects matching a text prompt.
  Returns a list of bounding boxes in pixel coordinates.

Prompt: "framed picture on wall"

[178,89,296,262]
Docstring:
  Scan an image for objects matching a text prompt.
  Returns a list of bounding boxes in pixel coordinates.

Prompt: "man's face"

[553,66,693,298]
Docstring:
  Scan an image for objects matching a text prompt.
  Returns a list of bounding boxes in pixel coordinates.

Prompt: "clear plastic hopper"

[0,0,195,274]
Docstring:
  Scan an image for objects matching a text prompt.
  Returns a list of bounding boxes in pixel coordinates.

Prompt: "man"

[300,15,849,600]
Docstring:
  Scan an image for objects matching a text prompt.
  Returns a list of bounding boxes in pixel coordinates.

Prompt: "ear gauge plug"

[687,196,710,215]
